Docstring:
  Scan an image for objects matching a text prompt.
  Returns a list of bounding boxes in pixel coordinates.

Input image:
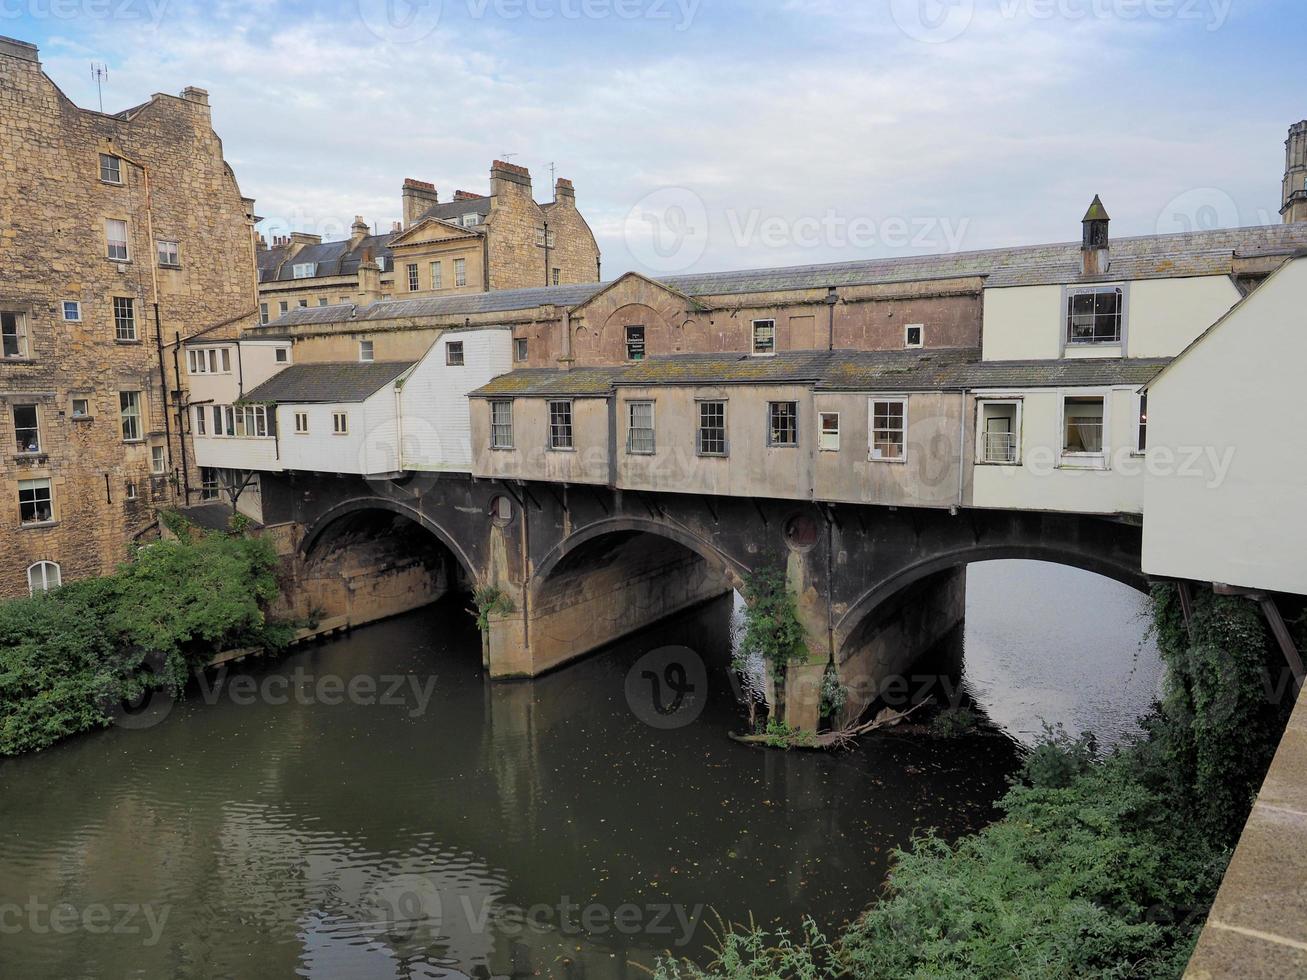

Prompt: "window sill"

[19,521,58,531]
[975,459,1021,467]
[2,357,34,364]
[696,452,729,459]
[158,263,182,271]
[768,443,799,450]
[751,352,777,358]
[115,339,142,346]
[105,257,132,264]
[14,452,47,461]
[1058,454,1106,470]
[547,447,576,453]
[626,449,656,456]
[72,415,92,423]
[490,445,515,452]
[123,438,145,445]
[818,447,841,453]
[868,456,907,464]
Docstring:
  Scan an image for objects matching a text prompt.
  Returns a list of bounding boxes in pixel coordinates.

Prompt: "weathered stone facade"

[0,36,257,597]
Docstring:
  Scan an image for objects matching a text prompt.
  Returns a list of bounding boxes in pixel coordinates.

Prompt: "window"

[514,338,528,362]
[454,258,467,287]
[340,297,350,305]
[156,240,180,267]
[819,412,840,452]
[552,268,561,286]
[292,263,316,278]
[72,398,90,419]
[105,219,129,261]
[407,263,420,291]
[490,400,513,449]
[294,412,309,434]
[1063,396,1105,454]
[625,325,646,361]
[14,405,39,453]
[19,478,52,525]
[1067,286,1124,344]
[113,297,136,341]
[534,227,555,247]
[151,445,166,474]
[752,319,776,355]
[279,301,289,315]
[27,561,60,595]
[769,402,798,447]
[200,467,219,501]
[697,401,727,456]
[119,391,141,441]
[490,495,513,526]
[187,348,230,374]
[463,213,481,227]
[627,401,655,454]
[125,481,138,501]
[359,340,374,362]
[193,405,206,436]
[275,347,289,363]
[870,399,907,461]
[978,401,1020,464]
[298,299,308,308]
[904,324,924,348]
[332,412,349,435]
[1136,393,1148,453]
[62,301,81,322]
[446,341,465,366]
[99,153,122,183]
[549,400,573,450]
[431,261,443,290]
[259,303,269,325]
[237,405,271,438]
[2,311,27,358]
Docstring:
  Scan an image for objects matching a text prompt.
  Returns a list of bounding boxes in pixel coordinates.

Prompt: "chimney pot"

[1081,195,1111,276]
[401,178,439,228]
[180,86,209,105]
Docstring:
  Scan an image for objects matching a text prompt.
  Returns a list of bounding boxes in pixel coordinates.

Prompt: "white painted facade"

[1142,257,1307,594]
[278,389,406,477]
[981,275,1242,361]
[398,328,513,472]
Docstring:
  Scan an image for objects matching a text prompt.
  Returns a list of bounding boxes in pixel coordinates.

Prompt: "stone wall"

[0,37,257,597]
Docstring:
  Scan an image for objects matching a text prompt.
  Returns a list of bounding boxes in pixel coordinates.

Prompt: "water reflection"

[0,560,1162,978]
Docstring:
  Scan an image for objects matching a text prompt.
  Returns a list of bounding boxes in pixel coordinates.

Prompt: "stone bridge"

[255,471,1145,729]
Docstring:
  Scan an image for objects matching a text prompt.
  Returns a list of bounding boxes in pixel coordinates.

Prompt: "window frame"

[626,400,655,455]
[358,340,374,363]
[156,239,180,268]
[2,310,28,359]
[1060,391,1108,461]
[199,467,219,501]
[430,261,443,290]
[1065,285,1126,347]
[548,400,574,451]
[446,341,465,366]
[291,262,316,279]
[818,411,840,452]
[696,400,728,457]
[71,398,90,420]
[294,411,309,434]
[62,301,81,322]
[275,347,289,364]
[105,218,130,261]
[98,153,123,184]
[151,445,166,474]
[407,263,420,292]
[454,257,467,288]
[514,338,529,362]
[625,324,646,362]
[767,401,799,448]
[1135,391,1148,455]
[490,400,514,450]
[27,560,61,595]
[869,397,908,463]
[904,323,924,349]
[332,411,349,436]
[13,404,40,454]
[119,390,142,442]
[752,319,776,356]
[113,296,137,342]
[18,477,53,526]
[974,397,1023,466]
[259,303,269,325]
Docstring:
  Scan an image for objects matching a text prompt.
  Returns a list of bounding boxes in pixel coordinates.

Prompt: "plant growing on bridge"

[739,568,808,682]
[817,666,848,722]
[471,586,515,634]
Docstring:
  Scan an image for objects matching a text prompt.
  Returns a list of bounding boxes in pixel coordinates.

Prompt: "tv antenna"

[91,63,109,112]
[500,152,519,162]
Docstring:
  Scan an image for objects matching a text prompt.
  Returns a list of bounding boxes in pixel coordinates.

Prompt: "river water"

[0,560,1162,978]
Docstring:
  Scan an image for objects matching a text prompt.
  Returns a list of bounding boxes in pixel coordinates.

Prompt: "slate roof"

[242,361,415,404]
[262,223,1307,328]
[416,197,493,225]
[470,349,1170,397]
[258,233,396,284]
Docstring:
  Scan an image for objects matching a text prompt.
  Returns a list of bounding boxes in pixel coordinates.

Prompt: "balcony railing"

[983,431,1017,463]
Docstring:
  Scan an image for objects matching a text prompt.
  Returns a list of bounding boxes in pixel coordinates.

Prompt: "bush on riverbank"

[0,532,289,755]
[655,585,1300,980]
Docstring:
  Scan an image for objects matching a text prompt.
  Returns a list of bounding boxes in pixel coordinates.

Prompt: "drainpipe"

[172,332,191,501]
[825,287,838,350]
[561,307,573,370]
[955,389,967,514]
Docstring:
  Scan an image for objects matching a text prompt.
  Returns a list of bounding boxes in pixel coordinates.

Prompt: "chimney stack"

[350,215,370,246]
[554,177,575,205]
[401,178,439,228]
[1081,196,1110,277]
[490,160,532,200]
[1283,120,1307,224]
[453,190,485,201]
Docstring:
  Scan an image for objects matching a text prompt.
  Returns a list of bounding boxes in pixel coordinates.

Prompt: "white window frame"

[62,301,81,322]
[767,401,798,448]
[627,401,655,455]
[71,398,90,419]
[1134,391,1148,456]
[292,262,316,279]
[490,400,514,449]
[332,411,349,435]
[752,319,776,356]
[259,303,269,325]
[454,258,467,288]
[974,397,1023,466]
[1058,389,1110,467]
[2,310,28,359]
[27,560,61,595]
[151,445,166,474]
[119,390,142,442]
[275,347,289,364]
[156,239,180,267]
[696,400,728,457]
[113,296,136,341]
[514,338,528,362]
[294,411,309,434]
[105,218,129,261]
[359,340,374,362]
[904,323,924,349]
[548,400,573,451]
[446,341,465,366]
[125,481,138,501]
[193,405,207,436]
[1065,285,1126,347]
[869,397,908,463]
[818,411,840,452]
[407,263,420,291]
[98,153,122,184]
[18,478,53,526]
[13,403,40,454]
[279,300,289,315]
[431,261,443,290]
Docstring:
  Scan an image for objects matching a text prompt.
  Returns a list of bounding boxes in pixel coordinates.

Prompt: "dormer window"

[1067,286,1123,345]
[462,213,482,227]
[752,319,776,356]
[292,262,316,279]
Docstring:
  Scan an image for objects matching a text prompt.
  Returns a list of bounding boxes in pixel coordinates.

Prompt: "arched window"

[27,561,61,595]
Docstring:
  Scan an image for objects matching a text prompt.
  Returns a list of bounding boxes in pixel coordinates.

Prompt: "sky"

[6,0,1305,278]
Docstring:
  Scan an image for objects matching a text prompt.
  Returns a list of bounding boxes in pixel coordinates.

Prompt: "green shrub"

[928,706,981,740]
[740,568,808,681]
[0,533,287,755]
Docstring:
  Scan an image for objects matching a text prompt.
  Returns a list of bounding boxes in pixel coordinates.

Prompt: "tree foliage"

[0,533,287,755]
[740,567,808,681]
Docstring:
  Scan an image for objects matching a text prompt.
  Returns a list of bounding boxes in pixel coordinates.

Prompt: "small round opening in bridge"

[489,495,514,527]
[784,514,819,551]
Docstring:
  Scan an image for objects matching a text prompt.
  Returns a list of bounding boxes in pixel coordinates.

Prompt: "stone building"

[0,35,258,597]
[255,161,600,322]
[1284,120,1307,224]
